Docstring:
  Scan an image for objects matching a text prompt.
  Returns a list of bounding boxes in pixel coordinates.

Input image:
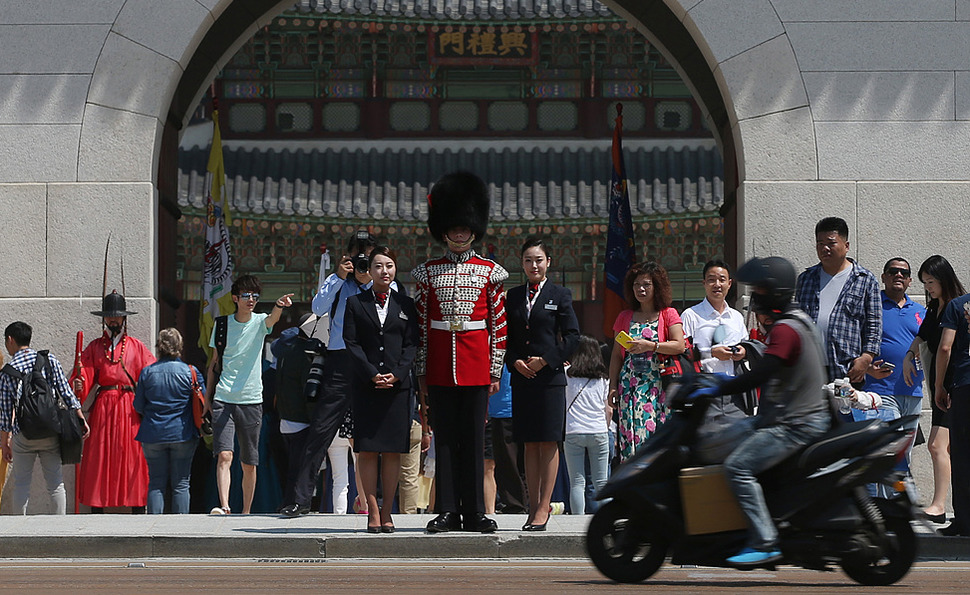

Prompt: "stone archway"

[66,0,813,341]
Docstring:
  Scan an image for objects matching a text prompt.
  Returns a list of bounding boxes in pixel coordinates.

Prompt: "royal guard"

[413,171,508,533]
[71,290,154,512]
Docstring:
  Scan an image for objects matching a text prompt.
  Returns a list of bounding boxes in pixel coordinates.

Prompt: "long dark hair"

[918,255,965,310]
[567,335,608,379]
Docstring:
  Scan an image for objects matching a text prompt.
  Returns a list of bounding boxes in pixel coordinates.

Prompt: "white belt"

[430,320,487,332]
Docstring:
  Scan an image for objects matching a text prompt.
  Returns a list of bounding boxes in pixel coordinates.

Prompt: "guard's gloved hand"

[686,373,730,401]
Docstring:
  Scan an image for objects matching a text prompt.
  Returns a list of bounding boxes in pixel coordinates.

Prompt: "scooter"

[586,374,919,586]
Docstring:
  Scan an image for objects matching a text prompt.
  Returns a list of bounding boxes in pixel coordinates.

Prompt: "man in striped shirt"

[0,322,88,514]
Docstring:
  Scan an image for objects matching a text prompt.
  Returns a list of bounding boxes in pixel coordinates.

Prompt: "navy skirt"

[511,383,565,443]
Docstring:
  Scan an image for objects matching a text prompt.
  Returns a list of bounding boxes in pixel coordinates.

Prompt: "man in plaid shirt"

[0,321,89,514]
[794,217,882,384]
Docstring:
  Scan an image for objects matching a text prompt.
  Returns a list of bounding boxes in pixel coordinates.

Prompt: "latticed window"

[321,103,360,132]
[439,102,479,131]
[655,101,692,132]
[229,104,266,133]
[276,103,313,132]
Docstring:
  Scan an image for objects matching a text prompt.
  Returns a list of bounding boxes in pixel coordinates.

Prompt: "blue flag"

[603,103,636,338]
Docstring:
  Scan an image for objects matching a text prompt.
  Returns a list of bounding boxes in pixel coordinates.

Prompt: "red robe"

[413,250,508,386]
[70,332,155,507]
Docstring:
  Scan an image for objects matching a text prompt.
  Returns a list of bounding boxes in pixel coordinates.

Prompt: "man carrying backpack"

[0,321,89,514]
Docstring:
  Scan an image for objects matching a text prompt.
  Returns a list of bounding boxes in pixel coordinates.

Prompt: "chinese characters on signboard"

[429,29,538,65]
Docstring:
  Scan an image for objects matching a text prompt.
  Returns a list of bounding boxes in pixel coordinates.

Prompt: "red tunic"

[413,249,508,386]
[70,332,155,507]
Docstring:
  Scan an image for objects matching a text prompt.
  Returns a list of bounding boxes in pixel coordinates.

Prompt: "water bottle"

[835,378,852,414]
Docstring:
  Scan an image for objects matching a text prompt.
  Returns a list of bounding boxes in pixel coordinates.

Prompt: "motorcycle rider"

[690,256,832,567]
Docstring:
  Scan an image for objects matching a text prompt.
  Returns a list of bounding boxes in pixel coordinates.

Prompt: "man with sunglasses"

[794,216,882,387]
[861,258,925,493]
[206,274,293,514]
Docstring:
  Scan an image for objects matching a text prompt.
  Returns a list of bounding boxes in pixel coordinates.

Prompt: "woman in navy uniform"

[506,237,580,530]
[344,246,419,533]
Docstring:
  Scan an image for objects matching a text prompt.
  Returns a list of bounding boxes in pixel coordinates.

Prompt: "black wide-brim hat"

[427,171,490,243]
[91,290,137,317]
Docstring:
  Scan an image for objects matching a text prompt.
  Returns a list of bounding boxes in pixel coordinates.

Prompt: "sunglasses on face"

[238,292,260,301]
[885,267,911,278]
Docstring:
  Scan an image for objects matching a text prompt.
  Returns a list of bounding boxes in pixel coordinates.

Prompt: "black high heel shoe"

[367,525,381,533]
[522,521,547,531]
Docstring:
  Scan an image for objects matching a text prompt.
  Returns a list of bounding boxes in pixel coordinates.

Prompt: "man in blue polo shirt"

[863,258,926,498]
[864,258,926,420]
[863,258,925,493]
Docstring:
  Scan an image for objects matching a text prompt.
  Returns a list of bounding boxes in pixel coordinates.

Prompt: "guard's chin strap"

[445,234,476,251]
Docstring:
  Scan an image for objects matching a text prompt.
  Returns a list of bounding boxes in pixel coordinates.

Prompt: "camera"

[352,253,370,274]
[303,338,327,402]
[348,230,376,274]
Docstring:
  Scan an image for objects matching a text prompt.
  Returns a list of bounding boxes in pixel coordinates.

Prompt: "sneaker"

[209,507,229,515]
[726,547,783,567]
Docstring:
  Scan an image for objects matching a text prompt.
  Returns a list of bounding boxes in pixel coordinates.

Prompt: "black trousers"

[490,416,527,514]
[292,350,352,507]
[281,427,310,507]
[430,385,488,517]
[950,385,970,531]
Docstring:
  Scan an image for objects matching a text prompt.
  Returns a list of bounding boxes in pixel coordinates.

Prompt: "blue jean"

[141,439,199,514]
[563,433,609,514]
[880,394,922,464]
[724,412,830,550]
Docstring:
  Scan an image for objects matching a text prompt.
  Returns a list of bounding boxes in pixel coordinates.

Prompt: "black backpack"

[1,351,62,440]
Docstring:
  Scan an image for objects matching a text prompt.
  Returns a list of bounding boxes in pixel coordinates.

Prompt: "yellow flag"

[198,110,235,358]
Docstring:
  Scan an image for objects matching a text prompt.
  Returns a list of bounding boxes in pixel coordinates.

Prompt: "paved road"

[1,559,966,593]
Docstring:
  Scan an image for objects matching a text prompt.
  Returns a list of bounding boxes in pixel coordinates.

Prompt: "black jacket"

[343,288,419,389]
[505,281,580,387]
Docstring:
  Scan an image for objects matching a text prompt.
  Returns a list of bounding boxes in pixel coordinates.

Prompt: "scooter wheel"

[839,513,917,586]
[586,500,668,583]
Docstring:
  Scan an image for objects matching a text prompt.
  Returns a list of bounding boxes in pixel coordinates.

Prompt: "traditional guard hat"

[91,290,138,317]
[427,171,490,243]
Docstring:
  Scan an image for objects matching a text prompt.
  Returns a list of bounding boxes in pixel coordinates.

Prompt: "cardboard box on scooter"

[679,465,748,535]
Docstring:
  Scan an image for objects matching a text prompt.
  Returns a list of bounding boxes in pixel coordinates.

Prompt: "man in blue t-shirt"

[862,258,925,493]
[206,274,292,515]
[937,289,970,536]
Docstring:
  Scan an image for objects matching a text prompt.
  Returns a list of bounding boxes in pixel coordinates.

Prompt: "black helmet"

[90,290,137,317]
[736,257,796,315]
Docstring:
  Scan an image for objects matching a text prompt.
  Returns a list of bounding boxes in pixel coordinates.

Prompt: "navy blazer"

[505,281,580,387]
[343,289,419,389]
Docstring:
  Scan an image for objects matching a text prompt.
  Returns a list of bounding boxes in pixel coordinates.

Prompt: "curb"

[0,533,961,560]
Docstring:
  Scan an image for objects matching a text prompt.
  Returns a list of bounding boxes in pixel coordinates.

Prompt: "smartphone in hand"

[615,331,635,349]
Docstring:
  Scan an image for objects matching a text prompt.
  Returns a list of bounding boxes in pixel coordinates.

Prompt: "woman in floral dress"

[608,262,685,462]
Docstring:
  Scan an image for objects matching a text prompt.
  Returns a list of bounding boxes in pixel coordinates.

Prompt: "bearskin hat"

[427,171,490,244]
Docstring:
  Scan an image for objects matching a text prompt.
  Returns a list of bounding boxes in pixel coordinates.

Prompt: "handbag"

[58,405,83,465]
[657,335,703,390]
[189,364,206,430]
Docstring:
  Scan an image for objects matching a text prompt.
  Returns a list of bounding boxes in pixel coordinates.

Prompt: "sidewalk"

[0,513,963,560]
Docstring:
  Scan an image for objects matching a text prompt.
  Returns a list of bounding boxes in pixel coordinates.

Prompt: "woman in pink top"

[608,262,685,462]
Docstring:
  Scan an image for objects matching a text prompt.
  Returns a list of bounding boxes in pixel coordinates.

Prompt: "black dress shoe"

[938,522,969,536]
[462,513,498,533]
[426,512,462,533]
[280,503,310,518]
[522,521,547,532]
